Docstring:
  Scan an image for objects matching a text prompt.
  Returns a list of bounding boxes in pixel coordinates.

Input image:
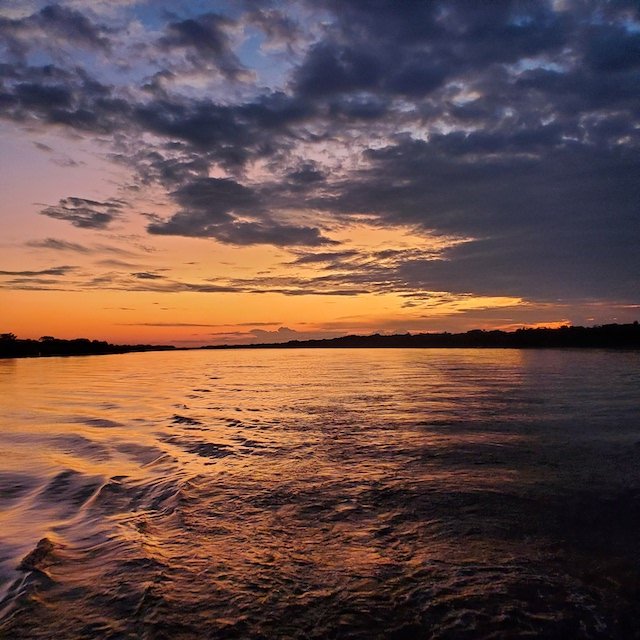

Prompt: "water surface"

[1,348,639,639]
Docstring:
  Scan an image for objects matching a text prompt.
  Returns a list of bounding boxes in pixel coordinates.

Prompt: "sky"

[0,0,639,346]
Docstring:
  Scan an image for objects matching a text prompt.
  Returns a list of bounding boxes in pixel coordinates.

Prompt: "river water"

[0,348,639,639]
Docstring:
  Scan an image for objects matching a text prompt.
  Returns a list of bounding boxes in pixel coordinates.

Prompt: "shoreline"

[2,322,639,358]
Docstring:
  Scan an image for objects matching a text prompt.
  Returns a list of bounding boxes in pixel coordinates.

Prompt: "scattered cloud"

[40,197,126,229]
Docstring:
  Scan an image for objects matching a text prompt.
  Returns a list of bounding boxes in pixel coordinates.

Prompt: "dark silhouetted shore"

[204,322,640,350]
[0,334,176,359]
[3,323,639,359]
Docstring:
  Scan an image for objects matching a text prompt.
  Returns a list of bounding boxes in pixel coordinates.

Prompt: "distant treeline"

[205,322,640,350]
[2,323,639,358]
[0,334,176,359]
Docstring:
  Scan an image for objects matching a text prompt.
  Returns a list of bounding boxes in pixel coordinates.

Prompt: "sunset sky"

[1,0,638,345]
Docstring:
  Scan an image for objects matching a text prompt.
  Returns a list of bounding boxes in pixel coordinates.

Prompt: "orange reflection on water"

[3,347,638,638]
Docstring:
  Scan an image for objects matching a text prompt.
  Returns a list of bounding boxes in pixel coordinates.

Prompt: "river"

[1,348,639,638]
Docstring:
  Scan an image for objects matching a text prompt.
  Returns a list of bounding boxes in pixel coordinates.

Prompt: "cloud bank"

[1,0,638,306]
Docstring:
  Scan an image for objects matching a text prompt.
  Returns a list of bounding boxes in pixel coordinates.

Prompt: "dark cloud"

[147,176,334,246]
[131,91,313,172]
[174,177,256,221]
[36,5,111,51]
[328,94,389,120]
[14,81,73,109]
[158,12,244,79]
[393,229,640,301]
[146,176,257,234]
[286,163,326,184]
[584,24,640,73]
[382,52,446,97]
[213,221,336,247]
[310,136,640,300]
[0,63,129,134]
[292,0,567,101]
[0,5,111,60]
[294,42,382,97]
[40,197,125,229]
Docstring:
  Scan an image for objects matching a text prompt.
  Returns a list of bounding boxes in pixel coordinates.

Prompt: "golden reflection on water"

[1,348,639,638]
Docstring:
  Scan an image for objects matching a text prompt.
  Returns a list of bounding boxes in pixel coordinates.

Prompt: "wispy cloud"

[118,322,223,327]
[26,238,90,253]
[0,265,76,276]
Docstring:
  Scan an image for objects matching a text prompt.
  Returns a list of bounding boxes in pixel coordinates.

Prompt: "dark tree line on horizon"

[205,322,640,351]
[0,334,176,359]
[1,323,639,359]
